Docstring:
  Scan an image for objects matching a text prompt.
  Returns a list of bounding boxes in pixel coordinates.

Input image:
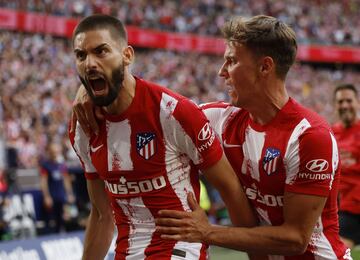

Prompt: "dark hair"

[72,14,127,45]
[221,15,297,79]
[334,84,358,98]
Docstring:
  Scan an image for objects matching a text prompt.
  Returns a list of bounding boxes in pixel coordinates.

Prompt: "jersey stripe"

[108,120,133,171]
[202,105,239,144]
[160,93,195,210]
[242,127,265,181]
[171,241,205,260]
[160,93,204,258]
[74,124,96,173]
[329,133,338,189]
[284,118,311,185]
[116,197,155,260]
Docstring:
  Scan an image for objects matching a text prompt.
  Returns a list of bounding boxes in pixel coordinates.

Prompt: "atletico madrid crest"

[136,133,157,160]
[262,147,281,175]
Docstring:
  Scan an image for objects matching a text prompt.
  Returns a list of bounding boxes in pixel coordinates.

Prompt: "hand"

[44,195,53,210]
[156,192,211,243]
[67,193,76,204]
[70,85,103,137]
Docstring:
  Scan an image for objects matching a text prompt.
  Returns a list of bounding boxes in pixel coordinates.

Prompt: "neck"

[248,80,289,125]
[104,72,136,115]
[342,119,356,128]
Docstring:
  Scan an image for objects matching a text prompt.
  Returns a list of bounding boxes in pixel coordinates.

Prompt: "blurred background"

[0,0,359,259]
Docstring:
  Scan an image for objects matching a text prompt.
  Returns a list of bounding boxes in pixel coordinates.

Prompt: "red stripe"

[199,244,209,260]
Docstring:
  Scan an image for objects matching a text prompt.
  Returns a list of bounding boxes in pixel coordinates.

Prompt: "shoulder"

[286,98,331,131]
[331,122,343,133]
[354,119,360,129]
[200,101,241,118]
[137,77,191,106]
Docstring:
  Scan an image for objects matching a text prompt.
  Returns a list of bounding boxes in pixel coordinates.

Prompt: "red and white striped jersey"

[69,77,223,260]
[202,98,351,260]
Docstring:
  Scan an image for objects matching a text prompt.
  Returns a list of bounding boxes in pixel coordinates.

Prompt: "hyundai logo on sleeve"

[305,159,329,172]
[197,122,212,141]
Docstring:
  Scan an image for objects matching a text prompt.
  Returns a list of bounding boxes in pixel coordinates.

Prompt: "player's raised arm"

[82,179,114,260]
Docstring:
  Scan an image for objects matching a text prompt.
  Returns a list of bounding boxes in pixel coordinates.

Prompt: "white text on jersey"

[198,131,216,153]
[245,187,284,207]
[105,176,166,195]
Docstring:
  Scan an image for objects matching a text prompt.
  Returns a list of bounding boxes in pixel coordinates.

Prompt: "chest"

[89,118,166,179]
[222,121,290,194]
[334,129,360,154]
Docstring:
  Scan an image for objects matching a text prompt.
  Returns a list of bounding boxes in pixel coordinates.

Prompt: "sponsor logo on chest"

[105,175,166,195]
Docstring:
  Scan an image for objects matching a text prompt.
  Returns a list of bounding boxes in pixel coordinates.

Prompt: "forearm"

[220,188,257,228]
[64,176,74,198]
[82,209,115,260]
[40,177,50,197]
[204,224,306,255]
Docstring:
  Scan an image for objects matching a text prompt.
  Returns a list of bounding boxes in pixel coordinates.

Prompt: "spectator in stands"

[332,84,360,249]
[39,142,75,234]
[1,0,359,45]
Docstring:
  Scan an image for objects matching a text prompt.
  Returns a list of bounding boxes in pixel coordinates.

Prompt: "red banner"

[1,8,360,63]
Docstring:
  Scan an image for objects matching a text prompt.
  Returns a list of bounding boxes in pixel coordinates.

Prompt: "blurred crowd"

[1,0,360,45]
[0,28,359,239]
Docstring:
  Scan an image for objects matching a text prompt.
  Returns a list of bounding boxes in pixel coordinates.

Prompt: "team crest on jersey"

[136,133,157,160]
[262,147,281,175]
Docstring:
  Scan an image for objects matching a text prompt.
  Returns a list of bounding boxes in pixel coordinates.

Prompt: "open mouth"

[88,77,108,95]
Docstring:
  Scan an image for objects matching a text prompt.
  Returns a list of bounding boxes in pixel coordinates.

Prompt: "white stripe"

[272,157,278,173]
[256,207,271,225]
[329,133,338,189]
[116,197,155,260]
[107,120,133,171]
[171,241,204,260]
[160,94,205,258]
[145,143,149,159]
[242,126,265,181]
[74,124,96,173]
[308,217,338,259]
[202,106,240,143]
[160,94,194,210]
[284,118,311,185]
[150,140,154,157]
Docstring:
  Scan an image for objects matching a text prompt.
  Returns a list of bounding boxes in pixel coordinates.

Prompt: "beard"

[79,64,125,107]
[339,109,355,128]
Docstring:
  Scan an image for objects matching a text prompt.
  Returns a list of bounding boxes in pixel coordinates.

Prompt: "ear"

[122,45,134,66]
[259,56,274,76]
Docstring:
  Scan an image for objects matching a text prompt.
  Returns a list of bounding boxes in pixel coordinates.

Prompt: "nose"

[218,63,228,78]
[85,54,98,72]
[338,100,350,110]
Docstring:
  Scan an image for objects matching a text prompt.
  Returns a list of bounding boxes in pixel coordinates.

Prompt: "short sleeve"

[285,126,339,197]
[68,121,99,180]
[160,95,223,170]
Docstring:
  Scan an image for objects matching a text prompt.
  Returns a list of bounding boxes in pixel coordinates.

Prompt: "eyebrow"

[74,43,109,54]
[224,54,235,60]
